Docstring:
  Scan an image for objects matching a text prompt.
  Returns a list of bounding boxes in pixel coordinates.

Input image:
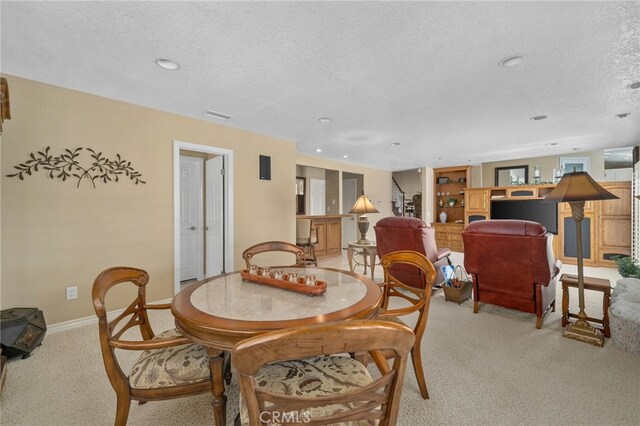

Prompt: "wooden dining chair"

[232,320,415,426]
[242,241,305,268]
[295,218,319,266]
[92,266,213,426]
[377,250,437,400]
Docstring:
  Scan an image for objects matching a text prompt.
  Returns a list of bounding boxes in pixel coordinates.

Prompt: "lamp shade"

[543,171,618,203]
[348,192,379,214]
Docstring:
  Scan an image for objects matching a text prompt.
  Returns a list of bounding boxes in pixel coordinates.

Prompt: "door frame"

[173,140,234,295]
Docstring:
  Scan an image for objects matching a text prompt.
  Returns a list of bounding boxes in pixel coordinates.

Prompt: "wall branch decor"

[7,147,146,188]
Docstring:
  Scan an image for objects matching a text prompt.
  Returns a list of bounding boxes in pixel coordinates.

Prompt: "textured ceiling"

[1,1,639,171]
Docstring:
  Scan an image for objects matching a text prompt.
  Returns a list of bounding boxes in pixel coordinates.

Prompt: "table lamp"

[544,170,618,346]
[349,191,379,245]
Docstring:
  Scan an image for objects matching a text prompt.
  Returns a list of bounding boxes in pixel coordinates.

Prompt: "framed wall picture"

[560,157,590,174]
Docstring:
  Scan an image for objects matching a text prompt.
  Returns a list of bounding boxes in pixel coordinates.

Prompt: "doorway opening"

[173,141,234,294]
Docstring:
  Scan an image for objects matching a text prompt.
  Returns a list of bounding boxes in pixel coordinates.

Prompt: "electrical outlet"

[66,286,78,300]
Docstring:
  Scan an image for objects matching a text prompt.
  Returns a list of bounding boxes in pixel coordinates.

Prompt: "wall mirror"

[495,165,529,186]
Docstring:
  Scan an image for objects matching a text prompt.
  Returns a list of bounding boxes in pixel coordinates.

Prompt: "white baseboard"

[47,298,173,334]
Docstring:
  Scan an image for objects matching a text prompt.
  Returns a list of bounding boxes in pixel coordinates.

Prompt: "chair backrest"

[242,241,305,268]
[92,266,154,392]
[232,320,415,426]
[295,218,317,244]
[374,217,440,288]
[380,250,436,340]
[462,220,554,298]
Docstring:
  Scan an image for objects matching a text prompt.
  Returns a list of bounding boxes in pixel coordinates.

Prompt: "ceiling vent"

[204,110,232,120]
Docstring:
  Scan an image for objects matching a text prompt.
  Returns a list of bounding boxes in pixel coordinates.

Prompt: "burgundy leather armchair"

[374,217,452,288]
[462,220,561,329]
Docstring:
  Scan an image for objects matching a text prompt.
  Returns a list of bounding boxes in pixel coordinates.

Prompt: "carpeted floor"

[1,252,639,425]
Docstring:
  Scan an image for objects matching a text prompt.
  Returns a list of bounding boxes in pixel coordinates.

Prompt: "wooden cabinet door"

[599,183,631,216]
[312,220,327,255]
[326,219,342,255]
[465,189,489,225]
[596,182,631,265]
[466,190,488,211]
[558,209,597,266]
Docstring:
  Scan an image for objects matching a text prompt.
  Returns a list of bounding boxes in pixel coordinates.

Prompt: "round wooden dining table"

[171,266,382,426]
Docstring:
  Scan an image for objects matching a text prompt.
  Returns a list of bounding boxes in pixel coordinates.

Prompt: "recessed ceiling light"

[531,115,548,121]
[155,58,180,70]
[616,113,631,118]
[572,148,580,151]
[316,148,322,153]
[390,142,401,146]
[545,142,558,146]
[318,117,332,123]
[498,54,527,68]
[627,82,640,89]
[434,157,442,160]
[343,155,348,158]
[204,110,232,120]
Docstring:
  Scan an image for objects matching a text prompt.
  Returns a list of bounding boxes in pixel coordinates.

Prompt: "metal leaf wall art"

[7,147,146,188]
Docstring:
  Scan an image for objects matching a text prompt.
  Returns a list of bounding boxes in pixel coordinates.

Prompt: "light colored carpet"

[1,252,639,425]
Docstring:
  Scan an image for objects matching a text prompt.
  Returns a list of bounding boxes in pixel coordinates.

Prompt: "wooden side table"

[347,241,378,280]
[560,273,611,338]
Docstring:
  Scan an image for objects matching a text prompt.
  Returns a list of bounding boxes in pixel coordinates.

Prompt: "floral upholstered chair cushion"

[128,329,210,389]
[240,355,378,426]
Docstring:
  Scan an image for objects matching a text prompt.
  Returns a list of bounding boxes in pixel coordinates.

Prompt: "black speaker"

[0,308,47,359]
[259,155,271,180]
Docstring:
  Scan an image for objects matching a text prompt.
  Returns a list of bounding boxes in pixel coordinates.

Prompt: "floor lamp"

[349,191,379,245]
[544,170,618,347]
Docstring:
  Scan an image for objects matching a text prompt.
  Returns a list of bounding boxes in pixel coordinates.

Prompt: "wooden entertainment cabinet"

[463,182,631,267]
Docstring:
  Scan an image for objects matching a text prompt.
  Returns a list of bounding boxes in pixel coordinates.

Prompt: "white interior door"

[206,156,224,277]
[342,178,357,248]
[309,178,326,215]
[180,156,203,281]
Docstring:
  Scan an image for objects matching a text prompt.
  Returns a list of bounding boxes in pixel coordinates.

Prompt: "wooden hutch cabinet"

[432,166,471,252]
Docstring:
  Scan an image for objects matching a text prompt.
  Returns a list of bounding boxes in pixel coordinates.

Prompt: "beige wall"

[1,75,296,324]
[296,154,393,242]
[481,151,606,186]
[470,165,483,188]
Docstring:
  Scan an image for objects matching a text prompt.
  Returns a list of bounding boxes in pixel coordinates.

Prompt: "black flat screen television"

[490,199,558,234]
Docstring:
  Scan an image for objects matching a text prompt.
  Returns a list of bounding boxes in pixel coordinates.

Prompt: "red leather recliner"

[462,220,561,329]
[374,217,452,288]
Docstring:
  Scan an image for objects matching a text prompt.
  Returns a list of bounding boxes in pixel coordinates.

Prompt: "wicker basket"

[443,280,472,304]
